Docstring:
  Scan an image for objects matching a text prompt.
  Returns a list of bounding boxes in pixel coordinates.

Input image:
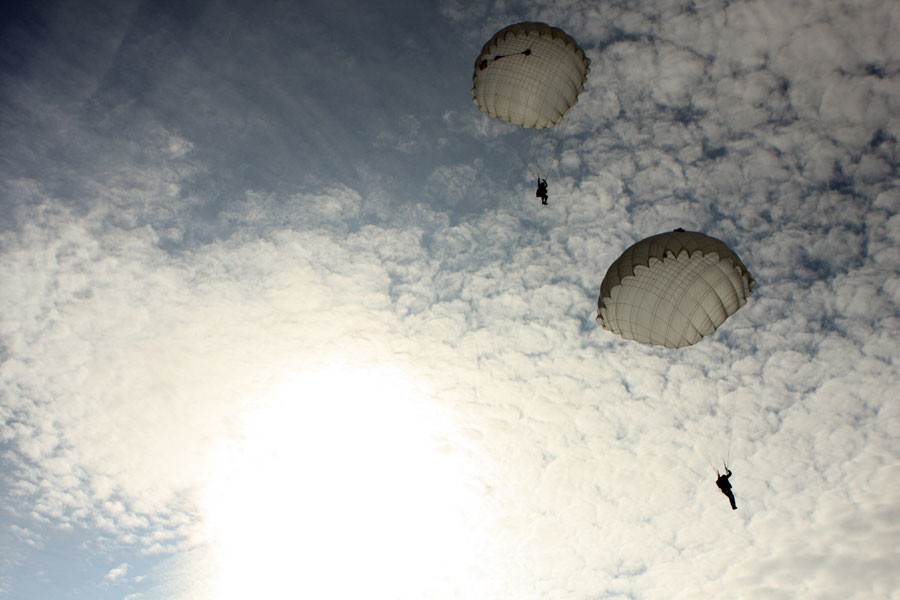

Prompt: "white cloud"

[2,0,899,598]
[105,562,129,582]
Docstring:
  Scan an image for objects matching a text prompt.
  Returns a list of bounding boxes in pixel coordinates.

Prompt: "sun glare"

[194,364,484,599]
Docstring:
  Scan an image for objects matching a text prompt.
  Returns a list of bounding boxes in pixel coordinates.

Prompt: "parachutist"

[536,178,549,205]
[715,466,737,510]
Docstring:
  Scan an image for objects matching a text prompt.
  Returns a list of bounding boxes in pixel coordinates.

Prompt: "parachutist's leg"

[726,491,737,510]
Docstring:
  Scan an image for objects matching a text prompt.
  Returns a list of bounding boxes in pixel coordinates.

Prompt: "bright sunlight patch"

[195,364,484,599]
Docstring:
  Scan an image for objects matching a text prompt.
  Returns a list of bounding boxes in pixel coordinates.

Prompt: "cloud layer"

[2,0,899,598]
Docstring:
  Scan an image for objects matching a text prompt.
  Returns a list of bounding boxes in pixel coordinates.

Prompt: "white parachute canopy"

[471,22,590,129]
[597,229,755,349]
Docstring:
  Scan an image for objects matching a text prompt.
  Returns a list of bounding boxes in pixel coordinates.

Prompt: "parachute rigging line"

[660,391,719,474]
[517,112,573,182]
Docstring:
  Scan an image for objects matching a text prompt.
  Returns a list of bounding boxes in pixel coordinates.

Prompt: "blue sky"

[2,0,899,598]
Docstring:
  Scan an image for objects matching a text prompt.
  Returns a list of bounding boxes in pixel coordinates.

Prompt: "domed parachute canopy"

[472,22,590,129]
[596,229,755,349]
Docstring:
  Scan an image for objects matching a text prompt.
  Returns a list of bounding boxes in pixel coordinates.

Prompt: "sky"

[1,0,899,598]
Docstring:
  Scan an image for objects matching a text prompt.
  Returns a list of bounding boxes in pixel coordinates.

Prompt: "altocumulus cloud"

[2,0,900,598]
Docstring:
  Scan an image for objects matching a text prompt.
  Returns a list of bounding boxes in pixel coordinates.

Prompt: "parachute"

[597,229,754,348]
[471,22,590,129]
